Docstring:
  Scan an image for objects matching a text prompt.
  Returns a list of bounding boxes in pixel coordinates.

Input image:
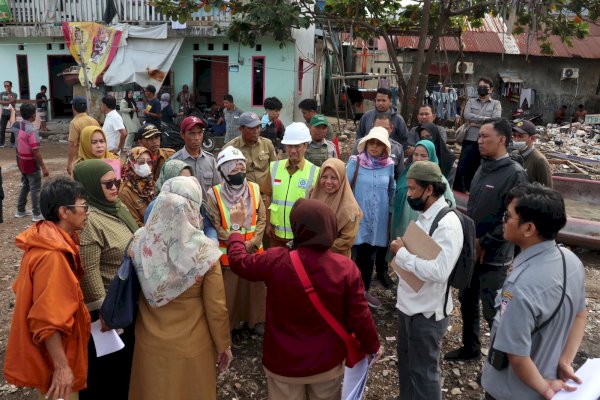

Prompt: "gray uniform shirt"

[482,240,586,400]
[223,106,244,142]
[168,147,222,196]
[464,97,502,142]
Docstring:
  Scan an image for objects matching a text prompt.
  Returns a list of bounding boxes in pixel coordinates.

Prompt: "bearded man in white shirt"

[390,161,464,400]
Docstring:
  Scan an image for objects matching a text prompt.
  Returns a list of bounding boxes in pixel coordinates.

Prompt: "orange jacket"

[4,221,91,393]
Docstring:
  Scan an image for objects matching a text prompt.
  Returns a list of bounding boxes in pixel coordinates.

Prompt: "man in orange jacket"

[4,177,91,400]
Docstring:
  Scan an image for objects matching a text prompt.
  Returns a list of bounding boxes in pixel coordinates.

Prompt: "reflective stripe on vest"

[213,182,263,266]
[269,160,319,240]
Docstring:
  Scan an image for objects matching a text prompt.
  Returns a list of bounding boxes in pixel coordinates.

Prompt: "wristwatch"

[231,223,241,231]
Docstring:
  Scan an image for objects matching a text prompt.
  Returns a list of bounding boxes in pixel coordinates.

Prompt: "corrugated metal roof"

[393,14,600,59]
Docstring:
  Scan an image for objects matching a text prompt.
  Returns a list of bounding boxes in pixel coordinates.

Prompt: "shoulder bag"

[289,250,367,368]
[100,239,140,329]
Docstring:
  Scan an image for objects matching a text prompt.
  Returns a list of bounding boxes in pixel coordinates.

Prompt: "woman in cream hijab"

[310,158,362,257]
[129,176,232,400]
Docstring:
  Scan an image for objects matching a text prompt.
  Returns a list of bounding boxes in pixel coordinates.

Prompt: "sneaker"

[365,292,382,308]
[444,346,480,361]
[14,210,33,218]
[31,214,45,222]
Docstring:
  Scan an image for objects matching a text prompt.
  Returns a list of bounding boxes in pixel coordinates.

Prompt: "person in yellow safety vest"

[206,146,267,334]
[265,122,319,247]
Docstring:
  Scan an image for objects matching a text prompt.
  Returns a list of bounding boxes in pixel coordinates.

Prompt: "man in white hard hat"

[265,122,319,247]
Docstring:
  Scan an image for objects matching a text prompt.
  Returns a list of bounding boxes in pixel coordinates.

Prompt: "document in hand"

[552,358,600,400]
[341,355,376,400]
[391,220,442,293]
[91,320,125,357]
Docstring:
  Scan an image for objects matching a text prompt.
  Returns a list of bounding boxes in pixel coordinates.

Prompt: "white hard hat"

[216,146,246,169]
[281,122,311,145]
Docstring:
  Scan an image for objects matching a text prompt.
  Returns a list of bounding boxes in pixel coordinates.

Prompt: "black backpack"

[429,207,476,317]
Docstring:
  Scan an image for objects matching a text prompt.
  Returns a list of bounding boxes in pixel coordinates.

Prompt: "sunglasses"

[66,204,90,212]
[101,179,121,190]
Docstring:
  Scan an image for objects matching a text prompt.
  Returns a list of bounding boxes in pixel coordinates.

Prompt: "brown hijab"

[310,158,363,231]
[290,199,336,251]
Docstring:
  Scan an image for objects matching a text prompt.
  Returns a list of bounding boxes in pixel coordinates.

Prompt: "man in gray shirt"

[454,76,501,192]
[482,183,587,400]
[169,116,221,196]
[222,94,244,142]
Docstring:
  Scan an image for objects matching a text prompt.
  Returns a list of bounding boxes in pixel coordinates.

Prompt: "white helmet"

[216,146,246,169]
[281,122,311,145]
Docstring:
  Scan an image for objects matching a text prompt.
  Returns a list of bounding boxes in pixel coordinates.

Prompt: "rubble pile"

[538,123,600,179]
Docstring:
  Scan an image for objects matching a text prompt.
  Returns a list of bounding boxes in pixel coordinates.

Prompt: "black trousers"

[0,166,4,223]
[453,139,481,193]
[79,310,135,400]
[458,262,509,354]
[354,243,386,291]
[0,112,12,145]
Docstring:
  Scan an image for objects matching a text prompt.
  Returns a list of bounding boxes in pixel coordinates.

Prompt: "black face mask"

[226,172,246,186]
[407,190,429,211]
[477,86,489,97]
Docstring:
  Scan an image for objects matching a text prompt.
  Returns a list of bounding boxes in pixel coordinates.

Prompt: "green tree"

[152,0,597,123]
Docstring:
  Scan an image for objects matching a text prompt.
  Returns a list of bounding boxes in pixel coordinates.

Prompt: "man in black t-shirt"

[143,84,162,127]
[35,85,49,132]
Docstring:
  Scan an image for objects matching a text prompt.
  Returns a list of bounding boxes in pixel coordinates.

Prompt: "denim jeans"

[18,170,41,215]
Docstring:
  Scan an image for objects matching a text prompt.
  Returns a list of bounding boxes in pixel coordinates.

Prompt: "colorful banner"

[0,0,12,22]
[62,22,123,87]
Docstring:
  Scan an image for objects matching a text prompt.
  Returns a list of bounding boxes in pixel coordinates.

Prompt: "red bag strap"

[289,250,354,347]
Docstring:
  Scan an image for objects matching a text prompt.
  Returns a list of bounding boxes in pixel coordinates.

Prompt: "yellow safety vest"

[269,159,319,240]
[213,182,263,266]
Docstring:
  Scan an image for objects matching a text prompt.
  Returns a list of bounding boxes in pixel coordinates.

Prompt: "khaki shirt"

[152,147,176,181]
[69,112,100,158]
[224,136,276,195]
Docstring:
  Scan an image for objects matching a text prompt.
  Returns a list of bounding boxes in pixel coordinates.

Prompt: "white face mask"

[133,163,152,178]
[512,141,528,151]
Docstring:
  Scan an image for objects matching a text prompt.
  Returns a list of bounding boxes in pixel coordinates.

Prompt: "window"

[256,44,262,51]
[252,56,265,106]
[208,43,214,51]
[193,43,199,51]
[223,43,229,50]
[16,55,30,99]
[18,44,24,51]
[59,43,65,50]
[47,44,52,50]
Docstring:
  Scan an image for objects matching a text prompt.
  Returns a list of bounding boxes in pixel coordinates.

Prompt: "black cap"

[136,124,161,141]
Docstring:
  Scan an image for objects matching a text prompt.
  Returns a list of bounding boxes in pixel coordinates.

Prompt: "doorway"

[16,55,30,100]
[193,56,228,110]
[47,55,77,118]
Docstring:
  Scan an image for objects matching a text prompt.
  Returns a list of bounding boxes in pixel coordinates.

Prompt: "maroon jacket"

[227,233,380,377]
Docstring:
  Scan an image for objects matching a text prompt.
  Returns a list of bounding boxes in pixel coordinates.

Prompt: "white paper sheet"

[90,320,125,357]
[553,358,600,400]
[341,356,375,400]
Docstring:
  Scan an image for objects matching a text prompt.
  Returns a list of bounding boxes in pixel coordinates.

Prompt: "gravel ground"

[0,121,598,399]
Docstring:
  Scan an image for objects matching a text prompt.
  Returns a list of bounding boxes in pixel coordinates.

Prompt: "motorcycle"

[512,108,543,125]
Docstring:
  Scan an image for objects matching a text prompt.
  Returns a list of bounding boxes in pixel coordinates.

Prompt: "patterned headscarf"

[131,176,221,308]
[155,159,193,196]
[122,147,155,202]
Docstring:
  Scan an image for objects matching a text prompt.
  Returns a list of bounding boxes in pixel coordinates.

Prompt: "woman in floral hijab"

[129,176,231,400]
[118,146,155,226]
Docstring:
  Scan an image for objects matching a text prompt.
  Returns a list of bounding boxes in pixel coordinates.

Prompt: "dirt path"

[0,141,598,399]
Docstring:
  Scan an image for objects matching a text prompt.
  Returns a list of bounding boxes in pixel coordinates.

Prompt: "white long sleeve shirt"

[394,196,463,321]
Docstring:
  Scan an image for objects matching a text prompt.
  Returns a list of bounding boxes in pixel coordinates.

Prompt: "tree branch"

[449,0,501,16]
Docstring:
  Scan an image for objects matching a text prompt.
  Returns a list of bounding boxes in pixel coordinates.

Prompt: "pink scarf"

[353,152,394,170]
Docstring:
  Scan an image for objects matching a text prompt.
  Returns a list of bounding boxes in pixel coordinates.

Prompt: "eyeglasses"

[135,158,154,166]
[502,211,520,223]
[101,179,121,190]
[66,204,90,212]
